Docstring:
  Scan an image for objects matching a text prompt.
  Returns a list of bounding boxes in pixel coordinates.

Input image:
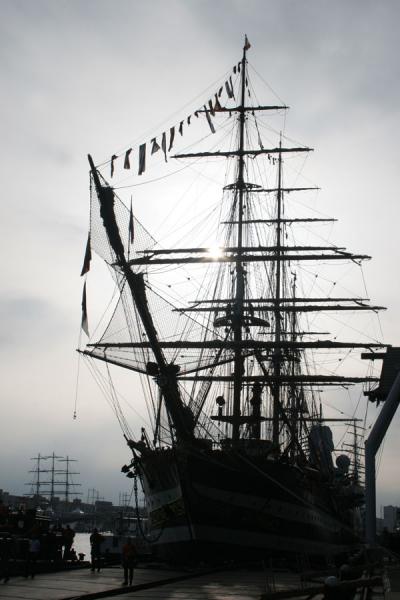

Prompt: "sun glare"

[207,246,223,259]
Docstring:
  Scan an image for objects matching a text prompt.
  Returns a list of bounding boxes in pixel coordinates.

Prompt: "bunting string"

[104,61,243,179]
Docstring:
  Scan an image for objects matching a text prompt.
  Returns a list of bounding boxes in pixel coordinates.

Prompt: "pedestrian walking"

[121,537,137,586]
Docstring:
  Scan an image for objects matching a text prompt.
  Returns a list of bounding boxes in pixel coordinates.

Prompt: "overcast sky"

[1,0,400,512]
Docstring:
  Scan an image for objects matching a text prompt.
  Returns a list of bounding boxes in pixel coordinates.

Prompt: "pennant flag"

[110,154,117,177]
[244,35,251,50]
[225,80,234,99]
[214,94,222,112]
[229,76,235,100]
[138,143,146,175]
[233,65,237,74]
[124,148,132,169]
[187,115,191,125]
[218,86,223,97]
[81,281,89,336]
[161,132,168,162]
[129,197,134,244]
[179,120,184,136]
[237,62,241,73]
[168,126,175,151]
[151,137,160,154]
[204,105,216,134]
[80,233,92,276]
[208,99,215,117]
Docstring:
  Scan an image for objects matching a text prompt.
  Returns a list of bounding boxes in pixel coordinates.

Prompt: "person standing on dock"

[62,525,75,560]
[89,528,103,573]
[0,536,14,583]
[121,537,137,586]
[25,536,40,579]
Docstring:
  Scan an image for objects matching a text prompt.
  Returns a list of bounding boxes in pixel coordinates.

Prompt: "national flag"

[80,233,92,276]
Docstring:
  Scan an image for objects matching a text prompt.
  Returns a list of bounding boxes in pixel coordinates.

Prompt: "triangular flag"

[179,120,184,136]
[237,62,241,73]
[225,80,234,99]
[110,154,117,177]
[80,233,92,276]
[81,281,89,336]
[187,115,191,125]
[129,198,134,244]
[244,35,251,50]
[124,148,132,169]
[138,143,146,175]
[168,126,175,152]
[204,105,216,134]
[214,94,222,112]
[218,86,223,97]
[161,132,168,162]
[151,138,160,155]
[229,76,235,100]
[233,65,237,74]
[208,99,215,117]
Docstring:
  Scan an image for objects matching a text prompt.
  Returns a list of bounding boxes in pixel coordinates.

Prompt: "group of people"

[90,528,137,586]
[0,518,138,585]
[0,524,80,583]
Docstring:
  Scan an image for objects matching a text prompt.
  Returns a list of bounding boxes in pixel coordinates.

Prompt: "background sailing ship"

[79,39,389,561]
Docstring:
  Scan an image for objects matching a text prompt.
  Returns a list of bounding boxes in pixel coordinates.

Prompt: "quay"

[2,560,400,599]
[0,563,303,600]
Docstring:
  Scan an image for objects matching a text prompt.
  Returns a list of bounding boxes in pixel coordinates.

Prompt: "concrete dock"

[0,564,303,600]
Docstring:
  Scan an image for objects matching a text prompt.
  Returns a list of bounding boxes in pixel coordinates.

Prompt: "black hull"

[138,448,361,563]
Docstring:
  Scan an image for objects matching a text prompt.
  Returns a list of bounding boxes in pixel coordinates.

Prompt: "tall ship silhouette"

[79,39,388,561]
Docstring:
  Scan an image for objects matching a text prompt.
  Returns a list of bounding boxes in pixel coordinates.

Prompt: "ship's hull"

[138,447,361,563]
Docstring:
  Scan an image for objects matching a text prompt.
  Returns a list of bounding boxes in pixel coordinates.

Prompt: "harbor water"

[73,532,91,560]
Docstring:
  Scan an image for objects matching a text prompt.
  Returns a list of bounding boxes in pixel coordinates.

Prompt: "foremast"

[86,155,195,445]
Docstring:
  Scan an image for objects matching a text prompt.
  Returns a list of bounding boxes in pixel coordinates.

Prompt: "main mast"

[231,40,248,445]
[272,140,283,447]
